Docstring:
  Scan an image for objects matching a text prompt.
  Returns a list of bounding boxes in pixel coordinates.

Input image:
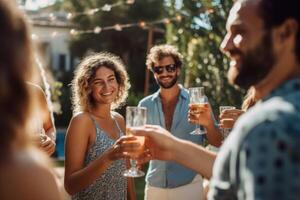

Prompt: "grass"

[135,176,146,200]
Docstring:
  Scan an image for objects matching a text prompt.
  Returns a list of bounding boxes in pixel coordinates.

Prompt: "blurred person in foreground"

[138,44,222,200]
[123,0,300,199]
[64,52,136,200]
[0,0,61,199]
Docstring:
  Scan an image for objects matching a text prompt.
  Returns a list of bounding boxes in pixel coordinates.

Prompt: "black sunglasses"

[152,64,177,74]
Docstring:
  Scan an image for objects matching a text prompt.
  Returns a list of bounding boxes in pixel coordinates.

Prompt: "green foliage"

[53,69,73,127]
[165,0,245,115]
[63,0,166,93]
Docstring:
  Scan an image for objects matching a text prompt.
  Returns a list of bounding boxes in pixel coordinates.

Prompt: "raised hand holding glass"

[123,106,147,177]
[189,87,207,135]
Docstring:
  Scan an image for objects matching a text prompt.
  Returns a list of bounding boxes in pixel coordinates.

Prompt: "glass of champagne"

[189,87,206,135]
[219,106,236,140]
[123,106,147,177]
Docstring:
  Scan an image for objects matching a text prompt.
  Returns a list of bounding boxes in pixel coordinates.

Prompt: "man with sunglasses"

[138,44,217,200]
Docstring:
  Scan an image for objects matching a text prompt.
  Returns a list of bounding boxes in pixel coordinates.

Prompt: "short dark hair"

[257,0,300,61]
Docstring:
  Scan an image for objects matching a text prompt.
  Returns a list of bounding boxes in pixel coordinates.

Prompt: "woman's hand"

[219,109,244,129]
[40,135,56,156]
[106,136,141,161]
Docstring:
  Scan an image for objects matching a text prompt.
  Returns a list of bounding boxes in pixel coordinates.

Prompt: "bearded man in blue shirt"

[125,0,300,199]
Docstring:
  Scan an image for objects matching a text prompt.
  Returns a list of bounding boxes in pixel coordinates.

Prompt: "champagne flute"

[219,106,236,140]
[123,106,147,177]
[189,87,206,135]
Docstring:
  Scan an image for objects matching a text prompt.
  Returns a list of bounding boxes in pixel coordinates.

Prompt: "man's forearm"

[171,138,216,179]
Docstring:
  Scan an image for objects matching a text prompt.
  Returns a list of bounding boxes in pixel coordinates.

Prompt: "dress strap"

[88,113,101,135]
[112,114,124,137]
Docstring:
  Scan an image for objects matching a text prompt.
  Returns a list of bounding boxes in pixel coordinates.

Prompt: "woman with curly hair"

[64,52,136,200]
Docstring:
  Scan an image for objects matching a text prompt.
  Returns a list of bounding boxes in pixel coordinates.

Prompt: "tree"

[165,0,244,114]
[63,0,166,93]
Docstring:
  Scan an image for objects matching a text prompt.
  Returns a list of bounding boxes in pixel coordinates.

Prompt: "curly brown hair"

[71,52,130,114]
[146,44,183,70]
[0,0,34,151]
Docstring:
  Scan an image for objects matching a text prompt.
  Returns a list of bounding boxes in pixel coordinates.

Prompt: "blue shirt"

[209,78,300,200]
[138,86,204,188]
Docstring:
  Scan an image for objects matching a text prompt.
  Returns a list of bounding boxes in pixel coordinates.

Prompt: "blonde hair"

[71,52,130,114]
[241,87,257,111]
[146,44,183,70]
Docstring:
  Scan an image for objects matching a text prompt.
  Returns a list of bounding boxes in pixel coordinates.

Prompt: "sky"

[23,0,56,10]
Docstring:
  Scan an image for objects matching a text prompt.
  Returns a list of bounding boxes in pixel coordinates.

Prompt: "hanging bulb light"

[163,18,170,24]
[126,0,135,5]
[114,24,122,31]
[70,29,77,35]
[207,8,214,14]
[88,8,99,16]
[175,14,182,22]
[67,12,73,20]
[138,21,146,28]
[51,31,58,38]
[94,26,102,34]
[49,13,56,21]
[102,4,112,11]
[31,34,39,40]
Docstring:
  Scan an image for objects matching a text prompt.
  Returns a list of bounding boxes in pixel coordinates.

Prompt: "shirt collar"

[264,78,300,101]
[150,84,189,101]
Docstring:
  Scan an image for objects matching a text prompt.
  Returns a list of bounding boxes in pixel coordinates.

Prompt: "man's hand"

[129,125,176,162]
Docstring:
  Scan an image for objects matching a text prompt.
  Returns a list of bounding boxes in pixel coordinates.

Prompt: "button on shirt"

[138,86,204,188]
[208,78,300,200]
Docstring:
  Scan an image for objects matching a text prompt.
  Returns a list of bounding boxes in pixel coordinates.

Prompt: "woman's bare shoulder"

[70,112,93,124]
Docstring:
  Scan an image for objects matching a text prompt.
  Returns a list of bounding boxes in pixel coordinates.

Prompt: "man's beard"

[230,31,276,89]
[156,74,178,89]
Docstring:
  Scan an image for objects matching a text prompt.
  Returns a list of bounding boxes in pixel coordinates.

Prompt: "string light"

[66,2,125,20]
[51,31,58,37]
[163,18,171,24]
[114,24,122,31]
[126,0,135,4]
[94,26,102,34]
[67,12,73,20]
[175,14,182,22]
[31,33,39,40]
[49,13,56,21]
[138,21,146,28]
[101,4,112,11]
[32,15,183,39]
[207,8,214,14]
[70,29,77,35]
[88,8,99,16]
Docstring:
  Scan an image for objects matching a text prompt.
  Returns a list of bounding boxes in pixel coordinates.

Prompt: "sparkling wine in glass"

[219,106,236,140]
[189,87,206,135]
[123,106,147,177]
